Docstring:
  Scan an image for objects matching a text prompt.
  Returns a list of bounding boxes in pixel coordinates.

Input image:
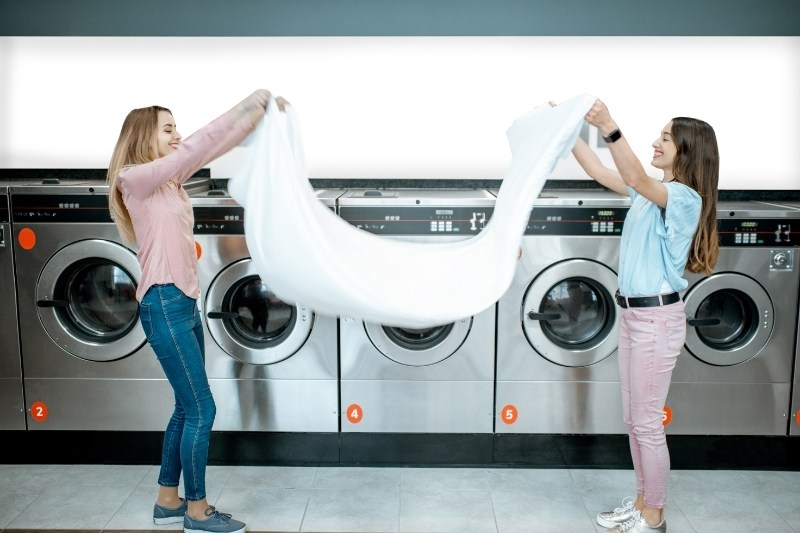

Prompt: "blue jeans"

[139,283,215,501]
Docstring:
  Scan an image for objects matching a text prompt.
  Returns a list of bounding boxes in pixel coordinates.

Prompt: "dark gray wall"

[1,0,798,36]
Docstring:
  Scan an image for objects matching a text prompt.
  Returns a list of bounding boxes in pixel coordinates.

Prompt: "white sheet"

[229,94,596,328]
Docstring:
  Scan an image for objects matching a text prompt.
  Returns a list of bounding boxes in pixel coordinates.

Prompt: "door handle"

[207,311,239,320]
[687,318,721,327]
[527,311,562,321]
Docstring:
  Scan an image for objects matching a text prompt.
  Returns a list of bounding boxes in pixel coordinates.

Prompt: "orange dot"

[662,405,673,426]
[18,227,36,250]
[195,241,202,260]
[30,401,49,422]
[796,410,800,426]
[346,403,363,424]
[501,404,518,425]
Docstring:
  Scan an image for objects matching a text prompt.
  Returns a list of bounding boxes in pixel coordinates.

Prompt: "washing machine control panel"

[11,193,112,222]
[0,194,8,223]
[339,206,495,235]
[192,205,245,234]
[718,218,795,246]
[524,206,628,235]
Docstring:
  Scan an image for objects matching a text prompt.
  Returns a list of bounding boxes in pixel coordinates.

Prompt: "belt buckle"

[614,290,626,308]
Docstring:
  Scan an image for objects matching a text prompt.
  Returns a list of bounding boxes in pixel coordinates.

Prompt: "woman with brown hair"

[570,99,719,532]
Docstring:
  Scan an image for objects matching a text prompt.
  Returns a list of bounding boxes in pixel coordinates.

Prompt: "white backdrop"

[1,36,797,189]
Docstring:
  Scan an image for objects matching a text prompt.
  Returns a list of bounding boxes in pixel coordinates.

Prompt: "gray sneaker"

[153,498,187,525]
[596,497,637,528]
[607,511,667,532]
[184,506,246,533]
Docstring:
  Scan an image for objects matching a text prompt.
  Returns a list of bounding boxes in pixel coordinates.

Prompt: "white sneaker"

[596,497,637,528]
[607,510,667,532]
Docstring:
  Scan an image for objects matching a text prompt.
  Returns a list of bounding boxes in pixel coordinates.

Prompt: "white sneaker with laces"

[596,496,637,528]
[607,510,667,532]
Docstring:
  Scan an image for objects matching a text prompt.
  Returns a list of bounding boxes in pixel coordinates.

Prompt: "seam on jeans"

[159,286,207,501]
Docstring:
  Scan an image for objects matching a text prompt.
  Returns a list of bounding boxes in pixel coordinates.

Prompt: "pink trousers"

[618,300,686,509]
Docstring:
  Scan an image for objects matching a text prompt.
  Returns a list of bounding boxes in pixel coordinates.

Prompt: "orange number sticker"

[195,242,202,260]
[30,401,49,422]
[18,227,36,250]
[796,410,800,426]
[501,404,518,425]
[346,404,363,424]
[662,405,672,426]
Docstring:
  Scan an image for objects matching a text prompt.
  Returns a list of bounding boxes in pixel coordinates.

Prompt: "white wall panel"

[1,37,797,189]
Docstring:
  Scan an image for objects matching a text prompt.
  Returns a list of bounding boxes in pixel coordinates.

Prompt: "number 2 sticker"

[30,401,49,423]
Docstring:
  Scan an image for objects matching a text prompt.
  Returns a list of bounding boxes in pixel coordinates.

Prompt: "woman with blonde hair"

[108,89,285,533]
[570,99,719,532]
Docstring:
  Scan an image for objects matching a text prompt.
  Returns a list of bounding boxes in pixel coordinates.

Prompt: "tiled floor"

[1,464,799,532]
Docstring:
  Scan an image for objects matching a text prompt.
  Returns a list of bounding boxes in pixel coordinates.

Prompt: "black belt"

[615,290,680,308]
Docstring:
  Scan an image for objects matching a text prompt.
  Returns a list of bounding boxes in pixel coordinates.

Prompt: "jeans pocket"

[139,302,154,339]
[665,317,687,352]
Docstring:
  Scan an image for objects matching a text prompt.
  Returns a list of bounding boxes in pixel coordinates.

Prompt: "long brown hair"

[106,106,172,245]
[670,116,719,275]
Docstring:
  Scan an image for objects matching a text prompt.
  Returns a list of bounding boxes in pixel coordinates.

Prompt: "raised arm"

[584,99,669,207]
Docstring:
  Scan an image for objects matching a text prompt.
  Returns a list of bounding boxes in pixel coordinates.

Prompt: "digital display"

[739,221,758,228]
[597,210,614,216]
[435,209,454,215]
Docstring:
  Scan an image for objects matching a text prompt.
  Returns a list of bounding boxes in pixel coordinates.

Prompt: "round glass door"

[683,272,773,366]
[522,259,619,367]
[36,239,144,361]
[205,259,313,365]
[364,318,472,367]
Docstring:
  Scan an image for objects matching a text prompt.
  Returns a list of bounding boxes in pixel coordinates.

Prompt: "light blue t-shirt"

[618,182,702,297]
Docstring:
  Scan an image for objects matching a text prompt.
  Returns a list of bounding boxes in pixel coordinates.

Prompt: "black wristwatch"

[603,129,622,144]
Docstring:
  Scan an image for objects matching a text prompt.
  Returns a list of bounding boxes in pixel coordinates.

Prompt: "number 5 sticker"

[501,404,518,425]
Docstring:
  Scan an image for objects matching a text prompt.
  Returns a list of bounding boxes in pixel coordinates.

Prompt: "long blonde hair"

[670,116,720,275]
[106,106,172,245]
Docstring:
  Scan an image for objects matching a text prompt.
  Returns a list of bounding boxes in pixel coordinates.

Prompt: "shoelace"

[617,511,643,531]
[612,497,635,516]
[203,506,232,523]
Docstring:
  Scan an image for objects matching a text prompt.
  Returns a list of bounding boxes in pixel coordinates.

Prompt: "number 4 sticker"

[346,404,363,424]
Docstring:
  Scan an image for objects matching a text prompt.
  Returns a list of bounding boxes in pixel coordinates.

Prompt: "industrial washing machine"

[769,201,800,436]
[191,188,341,432]
[338,189,496,433]
[494,189,631,434]
[12,179,209,430]
[0,183,25,429]
[661,201,799,435]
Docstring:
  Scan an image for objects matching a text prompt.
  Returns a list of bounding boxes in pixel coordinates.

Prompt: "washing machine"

[663,201,799,435]
[768,201,800,436]
[778,202,800,437]
[191,187,341,432]
[495,189,631,434]
[338,189,496,433]
[0,183,25,429]
[12,179,210,430]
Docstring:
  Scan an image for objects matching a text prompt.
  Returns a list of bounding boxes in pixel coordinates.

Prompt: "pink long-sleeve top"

[118,113,255,302]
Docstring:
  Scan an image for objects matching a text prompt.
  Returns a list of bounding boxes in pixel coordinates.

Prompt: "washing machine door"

[364,317,472,367]
[521,258,619,366]
[683,272,774,366]
[205,258,314,364]
[36,239,144,361]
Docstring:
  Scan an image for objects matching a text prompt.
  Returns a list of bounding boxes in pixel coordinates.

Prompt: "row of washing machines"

[1,181,799,437]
